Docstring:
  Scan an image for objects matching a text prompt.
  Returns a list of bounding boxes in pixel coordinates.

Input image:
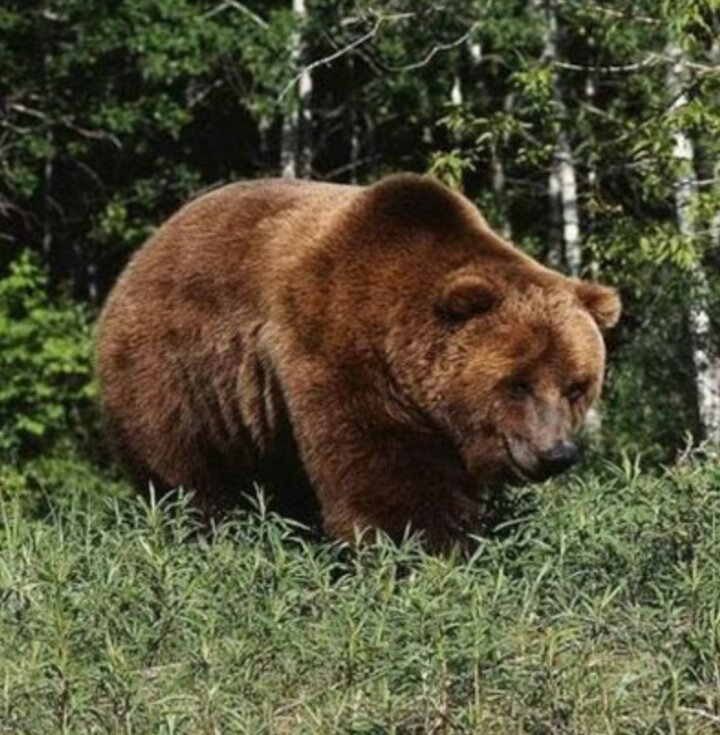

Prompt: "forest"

[2,1,720,732]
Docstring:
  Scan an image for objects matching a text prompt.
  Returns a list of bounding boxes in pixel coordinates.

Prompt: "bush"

[1,449,720,733]
[0,251,95,456]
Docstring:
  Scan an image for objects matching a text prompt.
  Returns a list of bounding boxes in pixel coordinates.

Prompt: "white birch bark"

[463,41,512,237]
[585,42,600,280]
[281,0,312,178]
[540,0,581,276]
[493,91,513,240]
[585,40,597,195]
[548,156,563,268]
[491,141,510,238]
[451,39,482,107]
[557,130,581,276]
[666,42,720,444]
[450,73,463,107]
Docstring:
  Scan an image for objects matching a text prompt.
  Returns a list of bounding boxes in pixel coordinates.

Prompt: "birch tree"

[447,37,512,236]
[476,35,513,240]
[665,41,720,444]
[539,0,581,276]
[281,0,313,178]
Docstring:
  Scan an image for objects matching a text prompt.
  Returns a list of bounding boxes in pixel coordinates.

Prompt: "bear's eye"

[567,382,587,403]
[508,378,532,399]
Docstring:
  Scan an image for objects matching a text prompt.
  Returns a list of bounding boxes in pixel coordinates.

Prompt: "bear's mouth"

[501,436,535,483]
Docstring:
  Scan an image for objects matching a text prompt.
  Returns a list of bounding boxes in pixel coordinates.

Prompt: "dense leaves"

[1,0,719,457]
[2,6,720,728]
[0,253,93,455]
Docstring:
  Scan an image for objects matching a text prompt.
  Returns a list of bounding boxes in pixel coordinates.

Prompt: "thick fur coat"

[96,175,620,549]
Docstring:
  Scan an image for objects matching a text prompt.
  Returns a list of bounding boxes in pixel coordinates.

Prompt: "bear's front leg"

[267,347,486,551]
[325,435,482,552]
[289,402,483,552]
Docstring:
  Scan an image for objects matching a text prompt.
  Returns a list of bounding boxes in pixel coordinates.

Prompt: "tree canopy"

[1,0,719,458]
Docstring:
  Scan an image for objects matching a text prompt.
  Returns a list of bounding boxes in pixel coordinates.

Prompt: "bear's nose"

[539,442,580,477]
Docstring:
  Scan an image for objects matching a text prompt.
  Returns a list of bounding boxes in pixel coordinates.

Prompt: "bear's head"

[427,267,621,485]
[353,174,621,488]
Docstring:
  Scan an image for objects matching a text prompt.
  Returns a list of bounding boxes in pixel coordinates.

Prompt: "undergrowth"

[1,448,720,734]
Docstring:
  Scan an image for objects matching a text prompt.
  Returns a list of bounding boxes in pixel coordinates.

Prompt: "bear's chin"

[501,442,537,484]
[462,451,525,490]
[482,462,533,489]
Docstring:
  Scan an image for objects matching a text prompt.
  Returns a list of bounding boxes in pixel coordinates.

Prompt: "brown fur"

[96,174,620,549]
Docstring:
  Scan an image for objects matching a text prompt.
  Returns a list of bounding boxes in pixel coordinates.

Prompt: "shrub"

[0,251,95,455]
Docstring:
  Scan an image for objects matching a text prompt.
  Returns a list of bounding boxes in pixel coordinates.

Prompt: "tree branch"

[202,0,268,28]
[558,0,660,26]
[555,55,720,76]
[554,56,661,74]
[278,15,387,102]
[380,26,479,72]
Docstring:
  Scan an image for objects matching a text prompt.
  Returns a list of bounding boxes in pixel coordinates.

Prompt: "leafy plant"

[0,252,95,455]
[2,449,720,733]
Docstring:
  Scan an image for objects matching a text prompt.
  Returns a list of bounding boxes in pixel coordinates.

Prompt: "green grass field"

[2,450,720,734]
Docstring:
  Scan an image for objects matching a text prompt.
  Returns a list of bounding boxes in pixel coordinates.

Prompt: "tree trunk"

[556,131,581,276]
[281,0,312,178]
[585,37,600,280]
[348,55,361,183]
[494,92,513,239]
[540,0,581,276]
[450,73,463,107]
[666,42,720,444]
[42,132,53,263]
[464,41,512,237]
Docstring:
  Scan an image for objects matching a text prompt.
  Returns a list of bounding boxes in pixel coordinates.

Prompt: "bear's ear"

[575,280,621,331]
[436,272,502,321]
[363,174,479,234]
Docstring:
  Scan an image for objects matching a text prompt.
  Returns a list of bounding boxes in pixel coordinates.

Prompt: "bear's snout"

[537,441,580,479]
[503,434,581,483]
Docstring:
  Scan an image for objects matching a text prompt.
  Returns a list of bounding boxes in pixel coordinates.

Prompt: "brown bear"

[96,174,620,550]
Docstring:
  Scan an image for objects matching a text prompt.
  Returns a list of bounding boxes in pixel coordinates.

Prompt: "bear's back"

[105,179,358,318]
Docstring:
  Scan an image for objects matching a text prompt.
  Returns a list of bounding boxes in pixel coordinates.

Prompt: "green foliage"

[584,220,699,460]
[2,451,720,732]
[0,0,292,272]
[1,0,719,460]
[2,4,719,727]
[0,252,94,455]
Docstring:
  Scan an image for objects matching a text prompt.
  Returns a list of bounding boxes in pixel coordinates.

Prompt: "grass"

[1,449,720,734]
